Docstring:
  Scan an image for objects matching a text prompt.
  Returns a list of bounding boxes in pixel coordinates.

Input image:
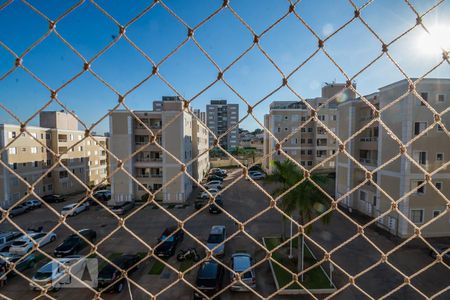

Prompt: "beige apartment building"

[264,83,355,173]
[109,97,209,204]
[336,78,450,238]
[0,111,108,208]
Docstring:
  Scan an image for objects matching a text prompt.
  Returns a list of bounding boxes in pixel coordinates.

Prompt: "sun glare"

[417,24,450,56]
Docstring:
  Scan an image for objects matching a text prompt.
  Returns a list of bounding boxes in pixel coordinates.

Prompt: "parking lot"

[0,168,448,299]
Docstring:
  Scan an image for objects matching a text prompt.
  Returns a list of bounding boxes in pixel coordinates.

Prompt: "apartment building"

[336,78,450,238]
[109,97,209,203]
[206,100,239,150]
[263,83,355,173]
[0,111,108,208]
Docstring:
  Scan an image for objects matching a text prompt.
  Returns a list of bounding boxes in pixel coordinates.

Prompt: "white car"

[206,225,226,256]
[30,256,87,291]
[9,232,57,255]
[230,253,257,291]
[200,188,220,199]
[60,203,88,217]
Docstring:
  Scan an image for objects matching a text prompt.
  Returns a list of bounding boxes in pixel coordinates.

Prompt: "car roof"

[210,225,225,234]
[198,260,218,278]
[232,253,252,272]
[63,203,77,209]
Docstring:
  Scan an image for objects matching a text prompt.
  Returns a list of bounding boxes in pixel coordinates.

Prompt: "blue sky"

[0,0,449,133]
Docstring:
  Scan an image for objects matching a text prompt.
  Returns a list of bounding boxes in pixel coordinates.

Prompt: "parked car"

[97,254,140,293]
[194,260,224,299]
[208,196,223,214]
[230,253,256,291]
[93,190,111,202]
[9,204,29,217]
[154,227,184,258]
[0,252,36,277]
[429,244,450,264]
[60,203,89,217]
[54,229,97,257]
[29,256,86,291]
[0,232,24,251]
[203,182,223,190]
[110,201,134,215]
[248,165,263,173]
[200,188,220,200]
[24,199,42,210]
[210,168,227,177]
[248,171,266,180]
[42,195,65,203]
[206,225,226,256]
[207,175,224,182]
[9,232,57,255]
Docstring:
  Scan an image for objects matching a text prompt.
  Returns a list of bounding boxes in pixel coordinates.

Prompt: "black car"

[207,175,224,182]
[42,194,65,203]
[194,260,224,299]
[54,229,96,257]
[97,254,140,293]
[155,227,184,258]
[0,252,36,278]
[208,196,223,214]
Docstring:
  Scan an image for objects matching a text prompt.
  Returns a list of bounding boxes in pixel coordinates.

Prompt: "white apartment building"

[336,78,450,238]
[264,83,355,173]
[109,97,209,204]
[0,111,108,208]
[206,100,239,150]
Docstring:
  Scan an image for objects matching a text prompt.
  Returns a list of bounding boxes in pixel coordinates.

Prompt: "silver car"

[206,225,226,256]
[230,253,256,291]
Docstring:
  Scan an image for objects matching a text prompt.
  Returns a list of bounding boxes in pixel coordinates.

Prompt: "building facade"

[109,97,209,204]
[206,100,239,150]
[336,78,450,238]
[263,83,355,173]
[0,111,108,208]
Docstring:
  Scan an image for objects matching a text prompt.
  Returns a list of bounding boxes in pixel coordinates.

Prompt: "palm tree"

[265,159,331,277]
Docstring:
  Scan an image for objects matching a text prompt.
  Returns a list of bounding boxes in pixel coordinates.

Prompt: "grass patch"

[264,237,333,290]
[148,260,165,275]
[178,260,195,272]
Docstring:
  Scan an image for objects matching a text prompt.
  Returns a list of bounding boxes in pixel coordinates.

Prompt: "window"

[34,161,38,168]
[284,128,288,132]
[300,150,305,155]
[437,124,443,132]
[291,115,299,122]
[414,122,427,135]
[300,138,305,144]
[301,116,306,121]
[307,150,313,155]
[307,127,313,133]
[8,131,16,138]
[420,92,428,105]
[301,128,306,132]
[416,181,425,194]
[307,161,313,166]
[414,151,427,165]
[318,115,326,121]
[436,153,444,161]
[277,127,281,133]
[300,161,305,166]
[69,134,74,141]
[291,138,297,145]
[46,133,51,139]
[437,94,445,103]
[360,190,367,202]
[435,182,442,190]
[332,115,337,121]
[31,147,38,154]
[284,116,288,120]
[432,210,441,218]
[410,209,424,224]
[307,139,313,144]
[8,147,17,155]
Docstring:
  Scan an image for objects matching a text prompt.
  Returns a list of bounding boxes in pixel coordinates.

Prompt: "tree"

[265,159,331,277]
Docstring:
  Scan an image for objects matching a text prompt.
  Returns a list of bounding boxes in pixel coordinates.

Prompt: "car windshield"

[34,271,53,280]
[198,262,217,280]
[207,234,223,244]
[160,235,174,242]
[12,241,27,246]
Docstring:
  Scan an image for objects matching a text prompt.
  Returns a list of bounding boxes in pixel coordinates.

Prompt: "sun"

[417,24,450,56]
